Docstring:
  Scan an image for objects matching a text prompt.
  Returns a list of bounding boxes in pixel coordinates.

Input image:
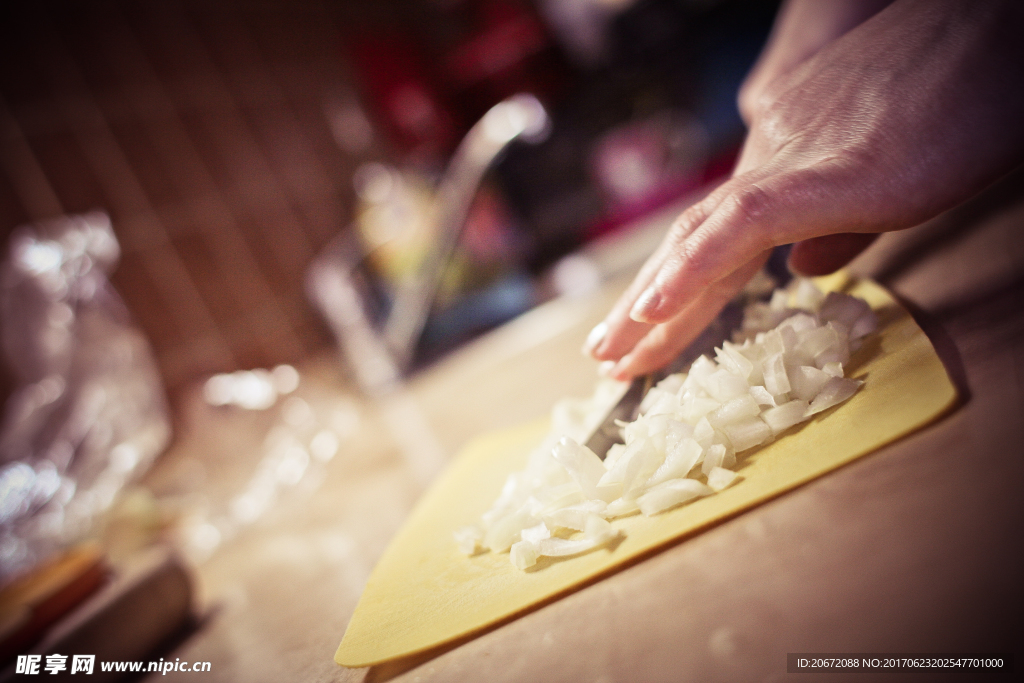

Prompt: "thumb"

[788,233,880,276]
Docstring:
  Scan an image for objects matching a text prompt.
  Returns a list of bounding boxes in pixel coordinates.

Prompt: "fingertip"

[582,322,608,357]
[606,361,633,382]
[628,287,662,323]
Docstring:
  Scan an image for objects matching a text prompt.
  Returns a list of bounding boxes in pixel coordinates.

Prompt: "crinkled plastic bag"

[0,212,170,582]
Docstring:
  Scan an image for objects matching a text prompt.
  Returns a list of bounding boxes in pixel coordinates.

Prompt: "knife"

[583,248,792,460]
[582,300,744,459]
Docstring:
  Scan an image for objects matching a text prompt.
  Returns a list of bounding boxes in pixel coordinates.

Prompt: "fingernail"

[629,287,661,322]
[597,360,616,377]
[582,322,608,356]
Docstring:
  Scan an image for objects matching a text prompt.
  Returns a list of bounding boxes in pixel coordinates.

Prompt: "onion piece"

[552,437,609,502]
[761,400,810,435]
[703,368,750,402]
[762,352,791,396]
[850,310,879,340]
[707,466,739,492]
[692,416,715,449]
[637,479,713,516]
[819,291,870,329]
[680,396,721,423]
[708,395,761,428]
[749,385,777,407]
[646,437,702,488]
[510,540,540,569]
[605,497,639,518]
[454,526,483,555]
[807,376,863,416]
[701,443,728,476]
[716,343,754,381]
[821,361,844,378]
[543,501,608,531]
[788,365,831,402]
[721,416,771,453]
[484,502,540,552]
[521,521,551,544]
[583,514,617,543]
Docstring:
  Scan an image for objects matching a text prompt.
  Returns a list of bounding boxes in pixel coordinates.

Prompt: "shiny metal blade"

[582,299,745,460]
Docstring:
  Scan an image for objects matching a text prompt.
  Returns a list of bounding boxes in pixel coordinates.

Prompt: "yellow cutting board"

[335,274,957,668]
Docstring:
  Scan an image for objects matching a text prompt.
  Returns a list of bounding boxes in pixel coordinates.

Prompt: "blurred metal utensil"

[382,94,549,370]
[306,95,549,483]
[309,93,549,388]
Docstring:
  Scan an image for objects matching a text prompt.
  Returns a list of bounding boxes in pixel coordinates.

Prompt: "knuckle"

[753,96,797,146]
[666,201,710,245]
[676,228,716,280]
[729,184,776,225]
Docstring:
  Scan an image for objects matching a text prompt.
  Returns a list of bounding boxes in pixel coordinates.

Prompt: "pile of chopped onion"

[456,278,877,570]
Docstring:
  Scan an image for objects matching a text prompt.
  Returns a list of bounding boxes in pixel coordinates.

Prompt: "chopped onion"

[637,479,713,516]
[454,525,483,555]
[807,376,863,416]
[521,521,551,544]
[646,437,702,487]
[701,443,728,475]
[721,416,771,453]
[788,365,831,402]
[544,501,607,531]
[510,540,540,570]
[462,278,877,569]
[762,352,791,396]
[707,466,739,492]
[551,437,608,501]
[761,399,810,435]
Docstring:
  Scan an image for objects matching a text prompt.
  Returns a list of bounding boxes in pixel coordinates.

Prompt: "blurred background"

[0,0,783,670]
[0,0,778,399]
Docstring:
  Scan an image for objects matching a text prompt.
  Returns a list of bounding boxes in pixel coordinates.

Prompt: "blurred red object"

[344,1,566,166]
[347,33,461,164]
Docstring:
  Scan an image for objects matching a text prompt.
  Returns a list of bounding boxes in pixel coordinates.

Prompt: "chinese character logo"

[71,655,95,674]
[15,655,41,674]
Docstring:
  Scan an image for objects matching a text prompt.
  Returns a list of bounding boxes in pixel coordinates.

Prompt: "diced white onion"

[552,437,608,501]
[521,521,551,544]
[788,365,831,402]
[761,400,810,435]
[721,416,771,452]
[454,525,483,555]
[605,497,639,517]
[707,466,739,492]
[807,376,863,416]
[701,443,727,475]
[762,352,791,396]
[638,479,713,516]
[646,437,702,487]
[510,540,540,570]
[463,278,874,569]
[749,385,776,407]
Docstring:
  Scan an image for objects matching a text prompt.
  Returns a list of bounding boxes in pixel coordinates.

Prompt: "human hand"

[585,0,1024,380]
[737,0,896,127]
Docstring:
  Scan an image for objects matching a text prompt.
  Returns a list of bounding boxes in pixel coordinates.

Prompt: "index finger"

[628,162,859,325]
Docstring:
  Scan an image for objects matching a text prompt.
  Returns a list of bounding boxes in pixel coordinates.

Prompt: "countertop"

[141,166,1024,682]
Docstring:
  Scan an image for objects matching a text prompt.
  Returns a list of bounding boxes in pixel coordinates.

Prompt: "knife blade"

[582,247,793,460]
[582,299,744,459]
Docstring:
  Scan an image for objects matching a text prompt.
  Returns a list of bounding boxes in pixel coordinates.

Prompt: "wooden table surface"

[144,167,1024,682]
